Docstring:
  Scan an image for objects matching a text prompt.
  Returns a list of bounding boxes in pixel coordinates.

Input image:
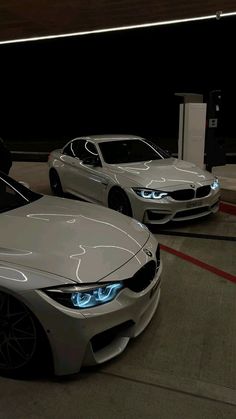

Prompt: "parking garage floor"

[1,162,236,419]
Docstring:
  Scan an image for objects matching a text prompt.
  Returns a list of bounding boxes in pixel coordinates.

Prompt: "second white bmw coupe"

[0,172,161,376]
[48,135,220,224]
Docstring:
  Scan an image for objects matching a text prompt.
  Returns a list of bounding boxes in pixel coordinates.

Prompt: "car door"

[59,140,81,192]
[72,140,110,203]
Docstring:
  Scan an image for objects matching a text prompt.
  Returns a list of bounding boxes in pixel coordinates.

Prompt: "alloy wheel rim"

[117,204,125,213]
[110,195,127,214]
[0,294,37,370]
[52,176,58,191]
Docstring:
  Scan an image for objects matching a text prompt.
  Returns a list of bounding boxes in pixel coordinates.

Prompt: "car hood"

[109,158,214,189]
[0,196,149,283]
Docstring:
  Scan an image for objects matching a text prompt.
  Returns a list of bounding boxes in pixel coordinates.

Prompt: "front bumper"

[20,242,162,375]
[128,188,221,224]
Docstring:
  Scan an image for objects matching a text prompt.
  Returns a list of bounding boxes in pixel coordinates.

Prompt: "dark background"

[0,16,235,156]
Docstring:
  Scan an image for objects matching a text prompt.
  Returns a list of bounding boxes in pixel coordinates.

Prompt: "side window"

[83,141,98,159]
[76,141,98,160]
[63,140,99,161]
[63,141,80,157]
[75,140,87,159]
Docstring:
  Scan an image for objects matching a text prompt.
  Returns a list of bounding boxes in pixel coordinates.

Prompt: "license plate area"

[186,200,203,209]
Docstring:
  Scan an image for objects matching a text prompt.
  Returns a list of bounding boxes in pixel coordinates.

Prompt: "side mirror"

[82,156,101,167]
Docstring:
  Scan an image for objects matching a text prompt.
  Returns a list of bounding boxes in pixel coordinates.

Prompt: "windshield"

[99,139,169,164]
[0,172,42,213]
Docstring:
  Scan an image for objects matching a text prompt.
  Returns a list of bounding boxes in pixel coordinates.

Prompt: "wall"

[0,16,235,154]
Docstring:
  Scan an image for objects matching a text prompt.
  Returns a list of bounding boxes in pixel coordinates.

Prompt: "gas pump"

[205,89,226,171]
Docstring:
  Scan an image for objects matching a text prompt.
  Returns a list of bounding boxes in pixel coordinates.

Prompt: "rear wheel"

[108,188,132,217]
[0,292,50,377]
[49,169,63,196]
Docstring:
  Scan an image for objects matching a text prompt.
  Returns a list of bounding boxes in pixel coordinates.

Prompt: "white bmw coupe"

[0,172,161,376]
[48,135,220,224]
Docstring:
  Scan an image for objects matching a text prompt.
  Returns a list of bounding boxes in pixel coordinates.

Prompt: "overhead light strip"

[0,11,236,45]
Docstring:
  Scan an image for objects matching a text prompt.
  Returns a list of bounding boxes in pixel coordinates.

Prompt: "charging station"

[205,89,226,171]
[176,93,207,169]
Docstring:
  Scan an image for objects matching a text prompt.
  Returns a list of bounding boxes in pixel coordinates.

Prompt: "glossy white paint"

[0,175,161,375]
[49,135,221,224]
[1,196,149,283]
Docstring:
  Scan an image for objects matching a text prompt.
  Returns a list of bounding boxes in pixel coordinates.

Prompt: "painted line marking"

[220,202,236,216]
[157,231,236,242]
[160,244,236,283]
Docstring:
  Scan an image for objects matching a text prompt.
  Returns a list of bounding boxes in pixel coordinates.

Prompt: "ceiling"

[0,0,236,43]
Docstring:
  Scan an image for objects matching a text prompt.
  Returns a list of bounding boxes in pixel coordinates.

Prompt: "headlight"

[211,178,220,190]
[44,282,123,309]
[133,188,168,199]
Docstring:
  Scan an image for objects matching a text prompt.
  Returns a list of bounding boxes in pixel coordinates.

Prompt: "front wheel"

[108,188,132,217]
[0,292,50,377]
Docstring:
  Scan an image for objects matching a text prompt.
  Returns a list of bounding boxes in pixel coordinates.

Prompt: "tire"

[0,292,51,377]
[49,169,63,196]
[108,188,132,217]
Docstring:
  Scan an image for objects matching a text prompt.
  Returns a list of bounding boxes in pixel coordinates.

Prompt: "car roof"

[72,135,144,143]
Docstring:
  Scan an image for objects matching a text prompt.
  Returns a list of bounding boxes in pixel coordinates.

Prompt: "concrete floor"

[1,162,236,419]
[213,165,236,204]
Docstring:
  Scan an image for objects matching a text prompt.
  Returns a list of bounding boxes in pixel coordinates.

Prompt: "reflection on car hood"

[0,196,149,283]
[110,158,214,189]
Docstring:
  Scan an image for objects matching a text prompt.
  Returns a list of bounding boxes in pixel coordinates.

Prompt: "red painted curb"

[220,202,236,215]
[160,244,236,284]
